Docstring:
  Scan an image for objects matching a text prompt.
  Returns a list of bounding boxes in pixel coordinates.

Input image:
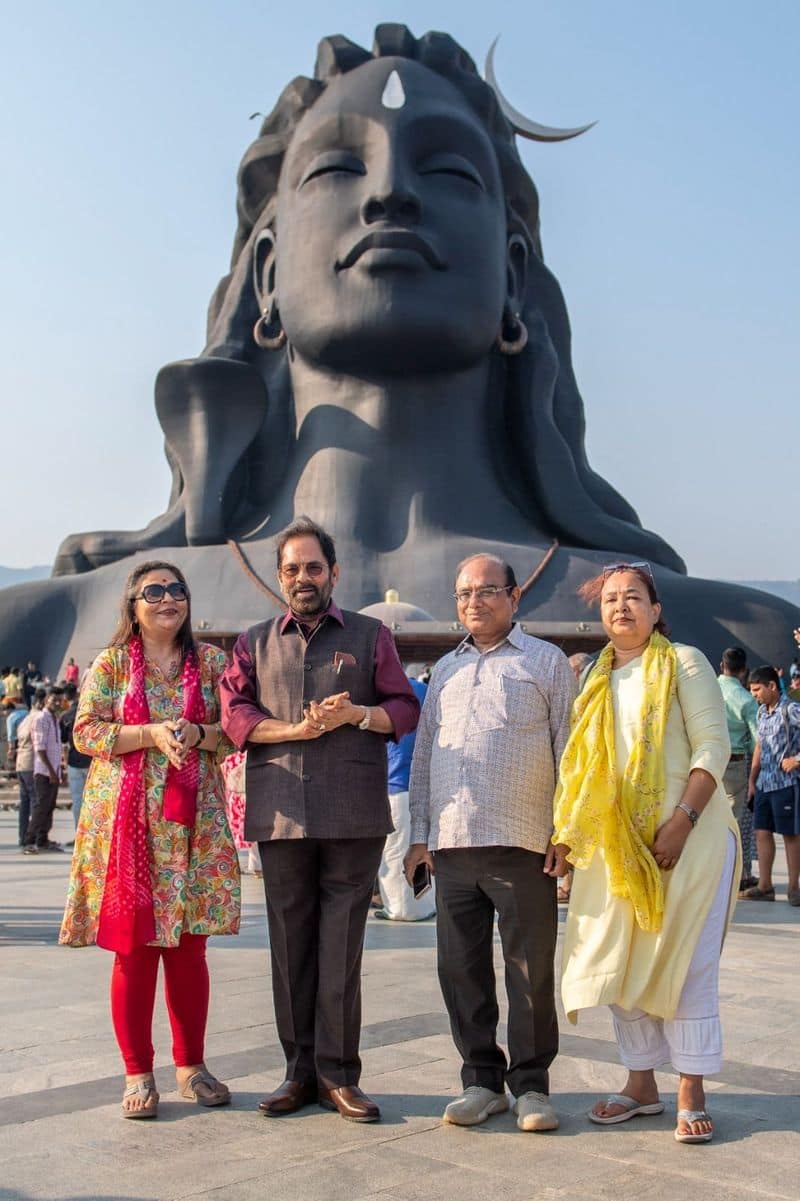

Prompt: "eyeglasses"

[133,582,189,604]
[600,560,654,583]
[279,561,327,579]
[453,585,513,604]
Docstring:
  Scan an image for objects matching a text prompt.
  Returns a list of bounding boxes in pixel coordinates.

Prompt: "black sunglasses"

[133,582,189,604]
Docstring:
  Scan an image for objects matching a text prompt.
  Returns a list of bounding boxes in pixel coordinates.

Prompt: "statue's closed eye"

[299,151,366,187]
[417,153,484,190]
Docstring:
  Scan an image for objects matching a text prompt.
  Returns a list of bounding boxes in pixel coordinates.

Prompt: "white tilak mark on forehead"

[381,70,406,110]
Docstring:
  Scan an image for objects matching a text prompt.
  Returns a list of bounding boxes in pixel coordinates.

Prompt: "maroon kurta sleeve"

[219,633,271,750]
[373,623,421,742]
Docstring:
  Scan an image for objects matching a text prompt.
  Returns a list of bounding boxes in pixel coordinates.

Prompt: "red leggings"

[110,933,209,1075]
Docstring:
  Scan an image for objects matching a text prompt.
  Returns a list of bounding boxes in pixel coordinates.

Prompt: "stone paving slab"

[1,809,798,1201]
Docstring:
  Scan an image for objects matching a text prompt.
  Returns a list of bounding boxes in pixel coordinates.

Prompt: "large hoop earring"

[496,312,528,356]
[253,304,287,350]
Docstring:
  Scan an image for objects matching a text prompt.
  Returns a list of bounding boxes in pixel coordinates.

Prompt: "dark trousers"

[26,774,59,847]
[258,836,385,1090]
[434,846,559,1097]
[18,771,35,845]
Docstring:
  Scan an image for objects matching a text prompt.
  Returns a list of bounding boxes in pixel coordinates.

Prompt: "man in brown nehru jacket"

[220,517,420,1122]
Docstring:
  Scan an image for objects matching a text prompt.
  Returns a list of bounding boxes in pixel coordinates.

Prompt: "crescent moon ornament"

[484,37,596,143]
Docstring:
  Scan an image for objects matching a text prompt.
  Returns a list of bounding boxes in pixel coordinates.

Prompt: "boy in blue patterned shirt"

[745,666,800,905]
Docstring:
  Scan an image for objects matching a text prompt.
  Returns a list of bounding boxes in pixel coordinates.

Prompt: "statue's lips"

[335,231,445,272]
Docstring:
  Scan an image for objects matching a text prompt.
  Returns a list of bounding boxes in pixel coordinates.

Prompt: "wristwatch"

[358,706,371,731]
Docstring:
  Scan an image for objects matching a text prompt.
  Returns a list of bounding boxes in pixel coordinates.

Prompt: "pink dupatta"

[96,636,205,953]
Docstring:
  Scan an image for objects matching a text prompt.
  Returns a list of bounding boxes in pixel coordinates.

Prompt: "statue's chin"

[288,321,496,376]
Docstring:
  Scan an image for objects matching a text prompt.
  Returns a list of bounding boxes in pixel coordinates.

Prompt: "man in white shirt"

[404,554,575,1133]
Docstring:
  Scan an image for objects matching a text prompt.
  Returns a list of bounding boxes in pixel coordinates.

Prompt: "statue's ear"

[505,232,528,313]
[252,227,278,310]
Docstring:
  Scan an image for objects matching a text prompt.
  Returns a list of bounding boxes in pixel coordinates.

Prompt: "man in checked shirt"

[404,554,576,1133]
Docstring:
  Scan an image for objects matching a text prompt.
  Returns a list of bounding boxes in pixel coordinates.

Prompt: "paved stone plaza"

[1,806,798,1201]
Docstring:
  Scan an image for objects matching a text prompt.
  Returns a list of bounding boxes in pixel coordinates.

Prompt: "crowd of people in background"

[0,661,91,852]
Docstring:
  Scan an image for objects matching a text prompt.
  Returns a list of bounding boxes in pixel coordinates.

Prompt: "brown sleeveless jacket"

[243,610,391,841]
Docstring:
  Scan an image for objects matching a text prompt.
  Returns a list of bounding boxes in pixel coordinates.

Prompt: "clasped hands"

[150,717,201,770]
[299,691,362,740]
[543,811,692,878]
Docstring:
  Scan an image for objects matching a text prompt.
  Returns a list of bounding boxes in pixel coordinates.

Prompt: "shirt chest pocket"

[498,674,549,731]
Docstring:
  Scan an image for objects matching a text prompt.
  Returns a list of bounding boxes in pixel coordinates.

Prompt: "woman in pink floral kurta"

[59,560,240,1119]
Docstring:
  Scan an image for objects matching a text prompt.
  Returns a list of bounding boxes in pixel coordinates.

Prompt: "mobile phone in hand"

[412,861,432,899]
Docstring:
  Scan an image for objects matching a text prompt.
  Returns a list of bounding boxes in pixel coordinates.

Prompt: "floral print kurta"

[60,642,240,948]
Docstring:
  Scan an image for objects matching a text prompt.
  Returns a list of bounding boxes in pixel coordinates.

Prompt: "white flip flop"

[674,1108,713,1143]
[588,1093,665,1125]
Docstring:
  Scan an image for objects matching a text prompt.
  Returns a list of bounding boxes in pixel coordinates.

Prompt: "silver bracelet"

[676,800,699,826]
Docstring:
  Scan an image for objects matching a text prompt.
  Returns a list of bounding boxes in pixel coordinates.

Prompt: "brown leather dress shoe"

[319,1085,381,1123]
[258,1079,318,1116]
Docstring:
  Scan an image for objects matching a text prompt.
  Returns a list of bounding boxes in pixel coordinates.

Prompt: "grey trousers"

[434,845,558,1097]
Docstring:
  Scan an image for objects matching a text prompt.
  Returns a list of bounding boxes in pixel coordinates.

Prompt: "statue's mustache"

[335,230,446,272]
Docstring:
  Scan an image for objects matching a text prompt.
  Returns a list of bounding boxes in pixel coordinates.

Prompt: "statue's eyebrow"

[286,114,370,174]
[405,111,500,188]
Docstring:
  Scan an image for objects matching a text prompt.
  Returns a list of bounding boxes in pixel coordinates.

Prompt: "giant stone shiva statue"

[1,26,796,669]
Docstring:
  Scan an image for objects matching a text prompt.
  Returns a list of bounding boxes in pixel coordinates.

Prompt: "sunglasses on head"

[133,582,189,604]
[600,560,655,583]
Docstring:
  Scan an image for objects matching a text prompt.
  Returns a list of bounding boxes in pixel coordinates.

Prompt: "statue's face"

[274,58,509,373]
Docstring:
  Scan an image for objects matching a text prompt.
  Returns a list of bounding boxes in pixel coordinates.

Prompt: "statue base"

[0,535,795,677]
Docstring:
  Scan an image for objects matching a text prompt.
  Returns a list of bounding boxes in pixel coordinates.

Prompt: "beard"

[288,580,332,618]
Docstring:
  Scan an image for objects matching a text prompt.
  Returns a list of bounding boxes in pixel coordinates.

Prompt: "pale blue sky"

[2,1,797,578]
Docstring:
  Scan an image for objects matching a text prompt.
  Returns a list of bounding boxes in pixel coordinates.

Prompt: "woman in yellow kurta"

[546,564,740,1144]
[60,561,240,1119]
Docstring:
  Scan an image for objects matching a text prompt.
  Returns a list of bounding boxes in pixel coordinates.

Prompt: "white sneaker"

[514,1090,559,1132]
[443,1085,509,1126]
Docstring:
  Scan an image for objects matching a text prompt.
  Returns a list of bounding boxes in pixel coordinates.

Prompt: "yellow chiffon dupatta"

[552,631,677,932]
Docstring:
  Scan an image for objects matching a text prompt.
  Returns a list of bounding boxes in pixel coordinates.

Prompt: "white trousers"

[611,831,736,1076]
[378,791,436,920]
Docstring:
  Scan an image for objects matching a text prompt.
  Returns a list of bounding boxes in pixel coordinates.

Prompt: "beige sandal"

[178,1069,231,1107]
[122,1077,159,1119]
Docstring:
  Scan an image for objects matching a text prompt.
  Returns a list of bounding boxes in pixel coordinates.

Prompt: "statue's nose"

[361,169,421,225]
